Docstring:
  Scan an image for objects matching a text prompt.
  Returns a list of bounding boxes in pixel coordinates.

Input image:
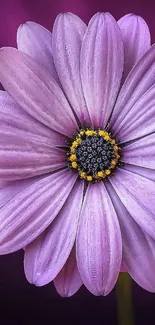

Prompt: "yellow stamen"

[69,154,77,162]
[98,130,106,136]
[80,171,87,179]
[105,169,111,175]
[87,175,93,181]
[97,171,106,178]
[72,161,78,169]
[85,130,97,136]
[111,139,116,145]
[114,145,119,151]
[104,134,110,141]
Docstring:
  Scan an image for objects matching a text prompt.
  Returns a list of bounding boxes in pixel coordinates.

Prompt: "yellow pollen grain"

[80,172,87,179]
[85,130,97,136]
[87,175,93,181]
[80,131,84,136]
[71,141,79,148]
[111,139,116,145]
[97,171,106,178]
[98,130,106,136]
[70,147,75,154]
[104,135,110,141]
[105,169,111,175]
[72,161,78,169]
[114,145,119,151]
[69,154,76,161]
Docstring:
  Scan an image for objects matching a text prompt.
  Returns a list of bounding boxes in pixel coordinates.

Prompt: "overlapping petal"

[0,90,66,146]
[110,169,155,239]
[0,119,66,180]
[106,181,155,292]
[54,247,82,297]
[52,13,90,125]
[76,182,122,296]
[0,47,78,137]
[113,85,155,142]
[80,12,124,128]
[17,21,59,82]
[24,180,84,286]
[0,169,77,254]
[118,14,151,81]
[122,133,155,169]
[110,44,155,131]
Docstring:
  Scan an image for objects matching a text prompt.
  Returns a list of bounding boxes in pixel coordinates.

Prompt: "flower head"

[0,12,154,296]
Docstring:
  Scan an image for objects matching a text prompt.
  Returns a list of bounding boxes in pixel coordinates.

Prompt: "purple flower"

[0,12,154,297]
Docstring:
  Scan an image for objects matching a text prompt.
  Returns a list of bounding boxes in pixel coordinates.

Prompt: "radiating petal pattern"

[0,90,67,146]
[0,169,77,254]
[113,85,155,142]
[118,14,151,81]
[80,12,124,128]
[54,247,83,297]
[17,21,59,82]
[106,181,155,292]
[0,47,78,137]
[110,44,155,131]
[110,168,155,239]
[24,180,84,286]
[122,133,155,169]
[77,182,122,296]
[52,13,90,125]
[122,164,155,182]
[0,123,66,180]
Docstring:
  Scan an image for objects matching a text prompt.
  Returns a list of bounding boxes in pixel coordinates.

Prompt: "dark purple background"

[0,0,155,324]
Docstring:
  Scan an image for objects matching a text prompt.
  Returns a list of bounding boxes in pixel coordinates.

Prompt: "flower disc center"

[68,129,120,182]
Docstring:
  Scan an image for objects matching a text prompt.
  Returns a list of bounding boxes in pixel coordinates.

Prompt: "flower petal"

[118,14,151,81]
[17,21,59,82]
[122,133,155,169]
[80,12,124,128]
[76,182,122,296]
[0,47,78,137]
[122,164,155,182]
[0,90,67,146]
[110,168,155,239]
[52,13,90,125]
[106,181,155,292]
[0,177,44,209]
[24,180,84,286]
[0,169,77,254]
[110,44,155,131]
[0,118,66,180]
[54,247,82,297]
[113,85,155,142]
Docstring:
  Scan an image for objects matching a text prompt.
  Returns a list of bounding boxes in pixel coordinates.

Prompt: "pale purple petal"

[76,182,122,296]
[0,176,45,208]
[122,164,155,182]
[0,169,77,254]
[118,14,151,81]
[122,133,155,169]
[17,21,59,82]
[52,13,90,125]
[80,12,124,128]
[106,181,155,292]
[0,47,78,137]
[110,168,155,239]
[54,247,82,297]
[24,180,84,286]
[0,121,66,180]
[110,44,155,131]
[113,85,155,142]
[0,91,67,146]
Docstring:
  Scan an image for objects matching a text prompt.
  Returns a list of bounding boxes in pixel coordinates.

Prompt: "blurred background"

[0,0,155,324]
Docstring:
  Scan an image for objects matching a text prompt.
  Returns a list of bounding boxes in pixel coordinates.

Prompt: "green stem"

[116,273,134,325]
